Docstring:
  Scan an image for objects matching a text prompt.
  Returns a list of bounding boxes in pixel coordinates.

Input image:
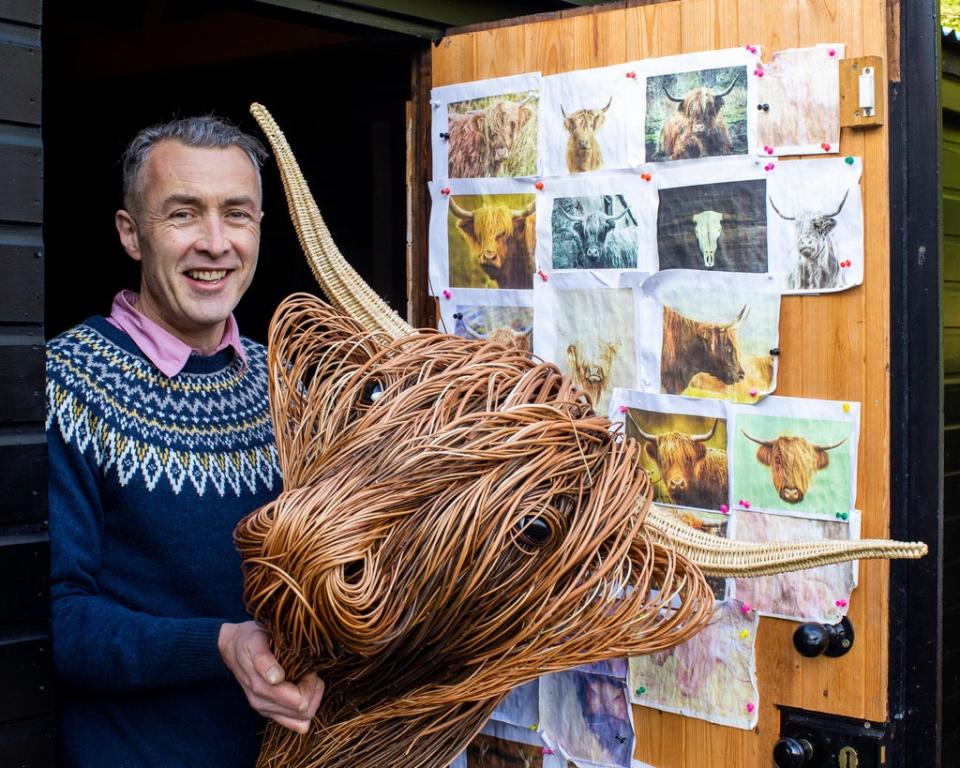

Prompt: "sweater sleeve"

[48,416,232,694]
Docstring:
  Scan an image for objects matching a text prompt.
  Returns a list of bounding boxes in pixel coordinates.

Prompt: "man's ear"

[115,210,142,261]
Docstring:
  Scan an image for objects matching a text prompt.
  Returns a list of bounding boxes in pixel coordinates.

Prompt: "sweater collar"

[105,289,247,378]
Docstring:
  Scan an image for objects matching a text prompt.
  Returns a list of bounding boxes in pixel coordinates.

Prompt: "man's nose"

[196,216,231,256]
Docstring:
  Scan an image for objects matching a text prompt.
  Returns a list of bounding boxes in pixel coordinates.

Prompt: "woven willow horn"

[249,102,927,578]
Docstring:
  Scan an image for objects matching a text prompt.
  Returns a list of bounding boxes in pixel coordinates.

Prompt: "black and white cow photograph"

[551,194,639,270]
[657,178,768,273]
[765,157,864,294]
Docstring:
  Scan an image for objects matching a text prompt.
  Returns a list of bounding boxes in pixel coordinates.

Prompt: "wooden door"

[431,2,896,765]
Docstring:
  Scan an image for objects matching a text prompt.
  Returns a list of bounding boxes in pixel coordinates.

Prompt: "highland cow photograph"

[446,193,537,290]
[447,91,539,178]
[645,65,749,162]
[551,195,640,270]
[645,275,779,403]
[731,412,856,517]
[657,177,768,273]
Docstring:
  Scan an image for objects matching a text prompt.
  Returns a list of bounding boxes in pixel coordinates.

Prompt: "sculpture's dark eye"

[517,515,551,548]
[361,380,384,405]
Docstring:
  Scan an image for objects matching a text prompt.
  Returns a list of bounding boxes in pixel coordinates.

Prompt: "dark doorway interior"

[44,1,419,343]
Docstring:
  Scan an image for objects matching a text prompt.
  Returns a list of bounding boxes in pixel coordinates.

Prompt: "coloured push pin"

[741,603,752,614]
[535,181,545,190]
[440,187,451,195]
[845,156,855,165]
[828,48,837,57]
[441,290,452,300]
[640,172,653,181]
[537,270,549,282]
[746,702,755,714]
[836,599,848,608]
[618,405,628,414]
[749,388,758,398]
[739,499,751,509]
[439,131,450,139]
[840,511,849,521]
[635,686,646,695]
[530,724,539,731]
[453,312,463,320]
[754,67,764,77]
[720,504,729,515]
[541,748,555,756]
[764,162,776,172]
[626,71,637,79]
[745,44,757,54]
[763,145,774,155]
[757,103,770,112]
[740,629,750,639]
[842,402,851,413]
[821,142,831,151]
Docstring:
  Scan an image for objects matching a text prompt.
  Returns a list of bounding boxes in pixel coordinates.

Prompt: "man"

[47,116,324,767]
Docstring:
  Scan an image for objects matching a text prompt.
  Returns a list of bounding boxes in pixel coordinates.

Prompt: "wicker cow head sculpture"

[237,104,926,768]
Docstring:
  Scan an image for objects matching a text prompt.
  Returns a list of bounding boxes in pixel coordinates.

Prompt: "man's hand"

[218,621,324,734]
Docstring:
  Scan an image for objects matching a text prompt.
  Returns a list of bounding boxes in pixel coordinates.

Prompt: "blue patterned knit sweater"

[47,316,282,768]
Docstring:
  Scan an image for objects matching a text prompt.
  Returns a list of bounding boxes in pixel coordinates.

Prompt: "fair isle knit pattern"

[47,318,280,497]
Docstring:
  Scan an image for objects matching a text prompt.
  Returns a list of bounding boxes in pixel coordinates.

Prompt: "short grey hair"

[121,115,269,218]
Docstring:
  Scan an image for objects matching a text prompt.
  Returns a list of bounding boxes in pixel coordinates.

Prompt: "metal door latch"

[774,707,888,767]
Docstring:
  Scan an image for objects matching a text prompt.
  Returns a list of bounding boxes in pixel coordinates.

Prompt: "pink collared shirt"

[106,289,247,377]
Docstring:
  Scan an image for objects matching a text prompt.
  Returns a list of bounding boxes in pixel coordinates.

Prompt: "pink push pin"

[746,702,755,714]
[441,289,451,300]
[764,145,774,155]
[749,388,758,397]
[764,162,775,172]
[754,67,764,77]
[828,48,837,57]
[821,142,831,151]
[440,187,451,195]
[836,599,848,608]
[542,748,555,756]
[537,270,549,282]
[618,405,628,414]
[742,500,751,509]
[740,603,752,614]
[745,44,757,54]
[625,71,637,79]
[720,504,729,515]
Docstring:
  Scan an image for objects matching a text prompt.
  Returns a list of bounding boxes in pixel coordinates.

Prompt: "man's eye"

[171,210,193,220]
[228,210,252,220]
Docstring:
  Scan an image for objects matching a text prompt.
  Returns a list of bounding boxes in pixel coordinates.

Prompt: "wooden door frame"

[888,0,943,764]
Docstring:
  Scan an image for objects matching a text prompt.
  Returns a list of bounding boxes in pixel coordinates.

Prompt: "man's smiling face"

[116,139,262,353]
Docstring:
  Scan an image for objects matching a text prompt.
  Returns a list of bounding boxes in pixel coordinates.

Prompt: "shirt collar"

[106,289,247,377]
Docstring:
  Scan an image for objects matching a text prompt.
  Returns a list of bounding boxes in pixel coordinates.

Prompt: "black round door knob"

[773,737,814,767]
[793,616,855,658]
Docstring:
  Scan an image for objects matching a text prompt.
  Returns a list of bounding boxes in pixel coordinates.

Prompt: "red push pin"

[537,270,548,282]
[441,289,451,300]
[440,187,451,195]
[535,181,545,190]
[625,71,637,79]
[749,388,758,397]
[640,172,652,181]
[821,142,831,151]
[828,48,837,57]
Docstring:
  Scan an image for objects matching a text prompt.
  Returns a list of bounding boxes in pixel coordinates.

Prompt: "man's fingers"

[250,644,285,686]
[269,713,313,735]
[302,675,325,718]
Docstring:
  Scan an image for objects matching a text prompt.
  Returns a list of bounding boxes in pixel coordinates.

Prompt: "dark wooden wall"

[942,44,960,762]
[0,0,54,764]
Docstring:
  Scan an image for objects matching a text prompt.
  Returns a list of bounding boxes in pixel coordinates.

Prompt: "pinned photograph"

[437,289,534,354]
[629,600,759,730]
[646,65,748,162]
[540,65,636,176]
[766,157,864,294]
[428,179,538,292]
[632,270,780,403]
[540,670,634,768]
[656,160,768,273]
[491,679,540,730]
[733,509,859,623]
[432,73,542,179]
[537,173,657,274]
[534,273,639,416]
[730,397,860,519]
[756,45,844,156]
[466,732,548,768]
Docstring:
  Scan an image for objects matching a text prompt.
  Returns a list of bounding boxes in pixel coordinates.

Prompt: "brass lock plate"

[778,706,888,767]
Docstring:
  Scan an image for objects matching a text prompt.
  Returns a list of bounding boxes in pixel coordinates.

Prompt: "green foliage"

[944,0,960,30]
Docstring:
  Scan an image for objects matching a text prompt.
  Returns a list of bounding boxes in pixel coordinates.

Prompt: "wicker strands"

[235,294,716,768]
